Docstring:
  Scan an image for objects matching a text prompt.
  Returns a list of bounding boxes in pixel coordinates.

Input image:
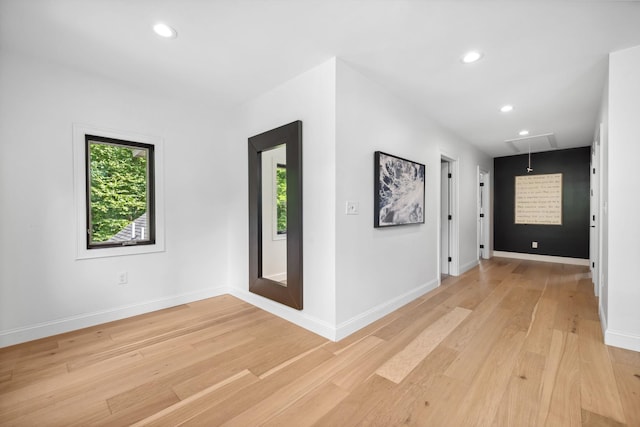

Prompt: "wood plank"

[331,338,410,392]
[443,307,513,382]
[498,286,543,332]
[354,346,459,426]
[553,289,581,334]
[376,307,470,383]
[100,387,180,426]
[321,311,400,355]
[608,345,640,368]
[179,348,335,426]
[0,370,12,384]
[581,409,626,427]
[5,394,111,427]
[439,279,496,311]
[70,306,260,370]
[132,370,259,427]
[537,329,565,426]
[0,349,144,422]
[0,361,69,394]
[544,331,581,427]
[221,336,384,426]
[579,319,626,423]
[261,382,349,427]
[610,361,640,427]
[492,351,546,426]
[171,337,256,399]
[448,326,527,426]
[523,297,559,355]
[313,374,397,426]
[373,302,449,342]
[396,373,468,426]
[438,278,513,352]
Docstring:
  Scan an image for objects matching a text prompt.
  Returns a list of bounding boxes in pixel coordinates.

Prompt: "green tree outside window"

[276,164,287,235]
[89,142,148,242]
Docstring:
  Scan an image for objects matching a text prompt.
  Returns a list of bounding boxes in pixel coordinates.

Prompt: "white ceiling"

[2,0,640,157]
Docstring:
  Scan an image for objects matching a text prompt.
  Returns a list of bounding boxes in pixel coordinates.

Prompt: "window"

[85,135,155,249]
[73,124,165,259]
[275,163,287,235]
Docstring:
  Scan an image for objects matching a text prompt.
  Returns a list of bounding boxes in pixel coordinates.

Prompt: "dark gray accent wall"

[493,146,590,259]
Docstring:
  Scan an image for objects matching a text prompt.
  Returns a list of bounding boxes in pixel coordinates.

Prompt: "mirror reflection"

[248,120,302,310]
[260,143,287,286]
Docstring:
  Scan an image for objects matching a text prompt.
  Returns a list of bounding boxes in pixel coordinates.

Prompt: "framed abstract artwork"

[374,151,425,228]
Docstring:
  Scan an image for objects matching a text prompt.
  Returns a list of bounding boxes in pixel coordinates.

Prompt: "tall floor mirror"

[248,121,302,310]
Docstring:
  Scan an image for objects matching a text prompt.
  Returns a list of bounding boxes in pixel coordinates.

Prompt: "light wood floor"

[1,258,639,426]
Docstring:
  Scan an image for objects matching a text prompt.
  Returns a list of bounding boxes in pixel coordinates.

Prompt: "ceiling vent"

[505,133,558,153]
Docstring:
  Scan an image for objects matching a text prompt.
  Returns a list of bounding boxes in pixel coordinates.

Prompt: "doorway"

[590,125,603,296]
[441,160,451,278]
[478,168,490,260]
[440,155,458,279]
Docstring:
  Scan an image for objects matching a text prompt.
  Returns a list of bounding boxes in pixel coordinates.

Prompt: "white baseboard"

[0,286,229,348]
[597,296,639,352]
[1,279,442,348]
[228,288,336,340]
[334,278,439,341]
[231,279,440,342]
[493,251,590,266]
[604,328,640,352]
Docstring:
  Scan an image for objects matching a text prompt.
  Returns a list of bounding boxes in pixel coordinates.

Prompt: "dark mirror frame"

[248,120,303,310]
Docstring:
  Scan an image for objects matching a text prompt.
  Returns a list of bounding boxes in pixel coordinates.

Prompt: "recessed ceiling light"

[519,130,530,136]
[461,50,483,64]
[153,22,177,39]
[500,105,514,113]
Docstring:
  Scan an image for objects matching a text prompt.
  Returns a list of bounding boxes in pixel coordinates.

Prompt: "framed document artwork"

[514,173,562,225]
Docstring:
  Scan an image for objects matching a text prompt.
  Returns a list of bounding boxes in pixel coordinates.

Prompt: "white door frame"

[439,153,459,279]
[477,167,490,260]
[598,123,604,299]
[590,123,604,298]
[441,161,450,276]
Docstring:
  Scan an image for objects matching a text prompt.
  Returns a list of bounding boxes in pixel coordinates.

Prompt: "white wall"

[0,51,230,346]
[605,45,640,351]
[334,60,492,337]
[260,145,287,281]
[228,58,492,340]
[227,58,338,337]
[1,51,493,346]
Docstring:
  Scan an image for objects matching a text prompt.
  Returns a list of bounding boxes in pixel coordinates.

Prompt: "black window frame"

[85,134,156,249]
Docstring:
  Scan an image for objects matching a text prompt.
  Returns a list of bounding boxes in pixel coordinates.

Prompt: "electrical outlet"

[532,241,538,249]
[117,271,128,285]
[346,201,359,215]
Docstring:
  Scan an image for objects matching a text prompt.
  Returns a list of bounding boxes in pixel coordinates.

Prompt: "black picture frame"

[374,151,425,228]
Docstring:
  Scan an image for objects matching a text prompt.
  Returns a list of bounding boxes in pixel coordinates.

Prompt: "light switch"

[117,271,128,285]
[346,201,359,215]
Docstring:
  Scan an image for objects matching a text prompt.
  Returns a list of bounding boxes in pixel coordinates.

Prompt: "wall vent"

[505,133,558,153]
